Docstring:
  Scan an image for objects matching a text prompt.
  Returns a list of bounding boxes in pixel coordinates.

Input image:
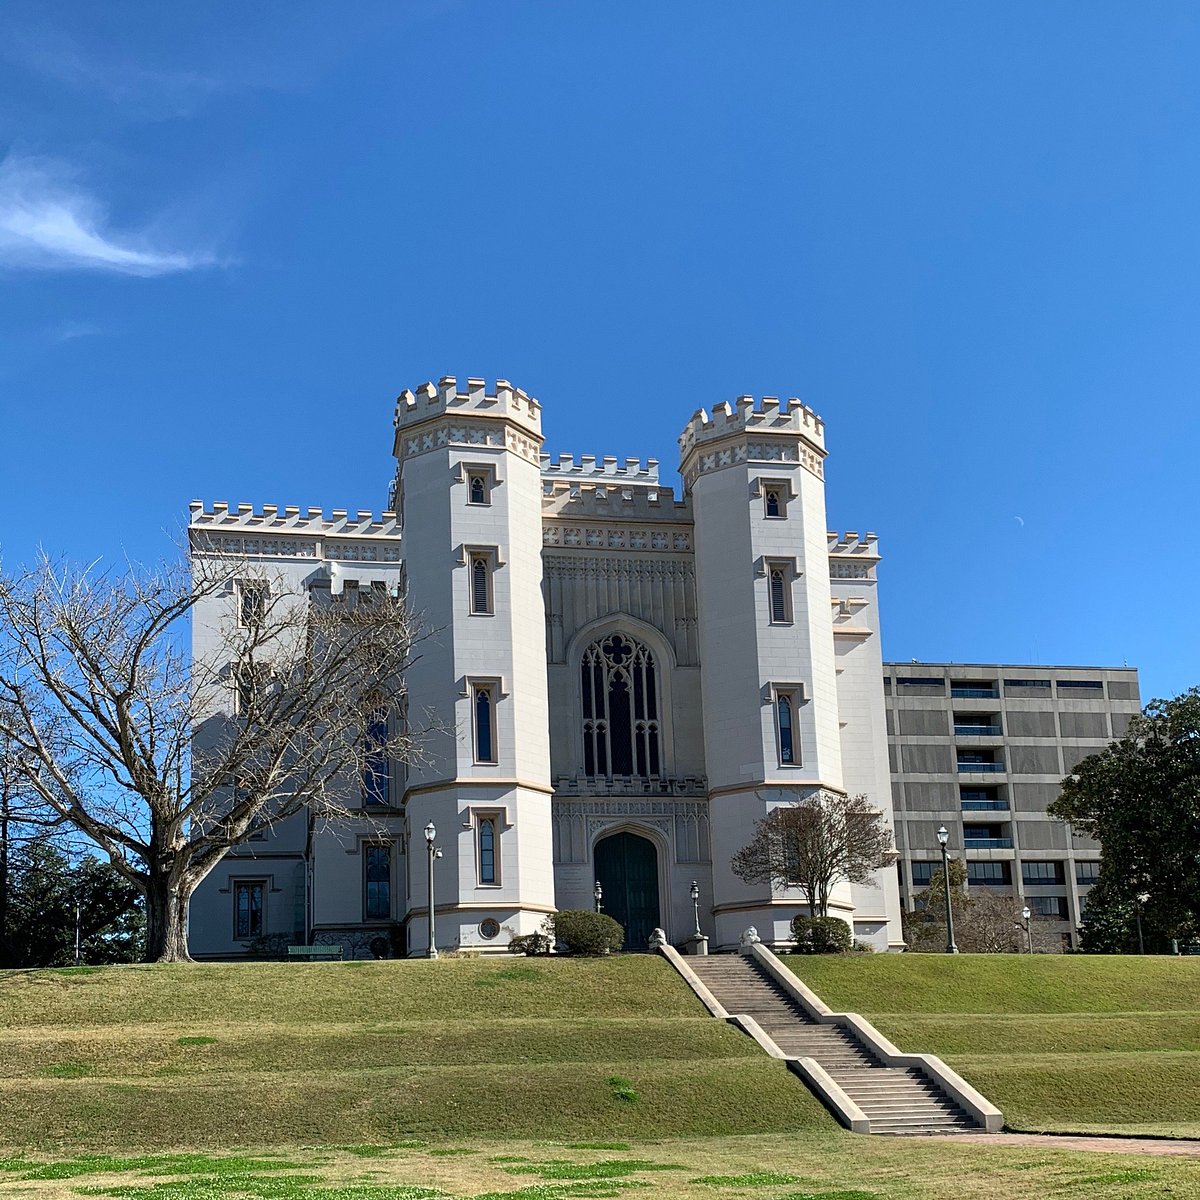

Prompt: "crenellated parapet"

[392,376,543,466]
[188,502,402,562]
[827,531,880,580]
[540,453,660,484]
[678,395,827,490]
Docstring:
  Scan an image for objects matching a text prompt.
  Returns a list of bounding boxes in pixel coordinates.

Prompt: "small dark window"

[765,488,783,518]
[1075,861,1101,885]
[470,555,492,615]
[364,845,391,919]
[238,582,268,628]
[475,687,496,763]
[479,817,496,884]
[468,474,489,505]
[234,880,264,938]
[910,862,936,886]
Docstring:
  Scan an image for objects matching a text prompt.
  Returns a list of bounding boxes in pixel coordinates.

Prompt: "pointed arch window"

[469,554,493,615]
[478,816,496,884]
[474,685,496,763]
[581,633,661,778]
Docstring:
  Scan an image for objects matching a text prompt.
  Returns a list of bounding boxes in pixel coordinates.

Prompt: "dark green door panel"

[594,831,661,950]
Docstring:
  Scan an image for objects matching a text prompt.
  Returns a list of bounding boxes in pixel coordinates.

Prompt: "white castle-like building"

[188,377,905,956]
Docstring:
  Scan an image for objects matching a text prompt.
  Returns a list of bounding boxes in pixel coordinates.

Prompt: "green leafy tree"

[3,838,144,967]
[1051,688,1200,949]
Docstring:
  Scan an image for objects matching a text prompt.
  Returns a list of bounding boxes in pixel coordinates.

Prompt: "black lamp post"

[1022,904,1032,954]
[594,880,603,913]
[936,825,959,955]
[424,821,441,960]
[690,880,702,938]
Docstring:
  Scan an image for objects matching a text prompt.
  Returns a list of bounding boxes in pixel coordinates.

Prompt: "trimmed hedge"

[790,915,852,954]
[550,910,625,956]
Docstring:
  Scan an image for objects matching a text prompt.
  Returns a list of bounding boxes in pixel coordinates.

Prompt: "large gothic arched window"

[581,633,661,778]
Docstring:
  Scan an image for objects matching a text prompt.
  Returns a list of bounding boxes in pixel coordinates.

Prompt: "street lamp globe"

[424,821,436,845]
[690,881,700,903]
[1022,905,1031,921]
[936,825,949,847]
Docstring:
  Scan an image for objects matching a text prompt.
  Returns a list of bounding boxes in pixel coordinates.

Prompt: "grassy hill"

[3,955,1200,1200]
[0,958,825,1151]
[785,955,1200,1137]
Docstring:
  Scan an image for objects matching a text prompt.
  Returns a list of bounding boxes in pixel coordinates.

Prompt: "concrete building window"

[767,563,792,624]
[1022,860,1065,885]
[1075,861,1101,885]
[469,554,493,615]
[478,816,498,884]
[910,861,936,887]
[474,685,497,763]
[364,844,391,920]
[581,634,660,778]
[233,661,267,716]
[1029,895,1068,918]
[468,472,490,505]
[234,880,264,938]
[1057,679,1103,694]
[237,580,268,629]
[967,861,1011,886]
[774,687,802,766]
[763,484,787,519]
[362,706,389,806]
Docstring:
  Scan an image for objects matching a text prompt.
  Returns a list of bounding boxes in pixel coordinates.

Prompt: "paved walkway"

[935,1132,1200,1157]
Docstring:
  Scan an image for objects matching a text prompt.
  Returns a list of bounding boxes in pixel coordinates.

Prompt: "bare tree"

[730,791,897,918]
[0,547,428,962]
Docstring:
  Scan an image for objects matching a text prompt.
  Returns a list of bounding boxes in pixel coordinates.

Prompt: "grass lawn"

[783,955,1200,1137]
[0,958,826,1151]
[0,1133,1198,1200]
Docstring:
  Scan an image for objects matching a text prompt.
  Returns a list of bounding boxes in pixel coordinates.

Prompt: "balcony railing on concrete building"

[964,836,1014,849]
[961,800,1010,811]
[957,762,1006,773]
[954,724,1003,737]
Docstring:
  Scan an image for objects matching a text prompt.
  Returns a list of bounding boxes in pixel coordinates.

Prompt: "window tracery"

[581,633,661,778]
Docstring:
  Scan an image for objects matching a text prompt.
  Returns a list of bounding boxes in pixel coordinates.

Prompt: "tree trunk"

[143,873,194,963]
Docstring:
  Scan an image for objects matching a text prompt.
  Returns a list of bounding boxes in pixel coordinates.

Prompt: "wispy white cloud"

[0,155,215,276]
[6,26,224,119]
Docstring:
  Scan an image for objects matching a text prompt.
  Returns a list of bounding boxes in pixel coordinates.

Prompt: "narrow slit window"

[775,690,801,766]
[469,554,492,615]
[362,706,389,806]
[769,566,790,623]
[474,686,496,763]
[479,817,496,884]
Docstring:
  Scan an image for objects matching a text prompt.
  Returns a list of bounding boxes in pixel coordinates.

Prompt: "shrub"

[790,915,852,954]
[549,910,625,956]
[508,931,552,956]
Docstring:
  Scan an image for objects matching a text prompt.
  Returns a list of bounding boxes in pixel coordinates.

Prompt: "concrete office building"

[884,663,1141,947]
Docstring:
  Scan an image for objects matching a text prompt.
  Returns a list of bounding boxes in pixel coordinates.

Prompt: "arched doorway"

[594,831,661,950]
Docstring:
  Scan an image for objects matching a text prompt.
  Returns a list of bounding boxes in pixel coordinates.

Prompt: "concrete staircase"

[688,954,981,1135]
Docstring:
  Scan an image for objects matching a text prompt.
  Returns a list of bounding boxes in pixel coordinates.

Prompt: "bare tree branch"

[0,546,433,961]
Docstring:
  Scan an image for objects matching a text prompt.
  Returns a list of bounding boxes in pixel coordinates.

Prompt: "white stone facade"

[188,378,905,957]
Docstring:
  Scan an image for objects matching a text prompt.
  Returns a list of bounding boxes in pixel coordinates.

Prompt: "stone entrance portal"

[594,830,661,950]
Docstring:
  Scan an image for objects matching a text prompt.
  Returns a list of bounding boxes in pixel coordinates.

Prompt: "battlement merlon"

[392,377,543,446]
[827,530,880,559]
[189,501,401,539]
[540,453,661,485]
[678,395,827,463]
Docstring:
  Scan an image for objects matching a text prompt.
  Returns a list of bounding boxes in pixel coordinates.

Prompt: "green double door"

[594,831,661,951]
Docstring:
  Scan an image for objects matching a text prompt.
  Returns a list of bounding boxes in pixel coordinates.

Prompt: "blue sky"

[1,3,1197,703]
